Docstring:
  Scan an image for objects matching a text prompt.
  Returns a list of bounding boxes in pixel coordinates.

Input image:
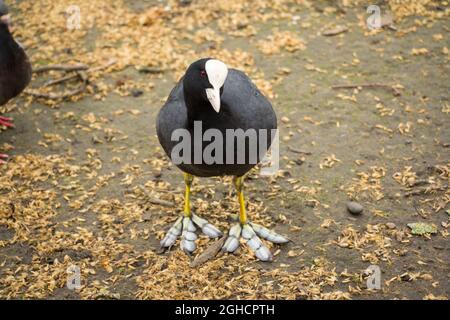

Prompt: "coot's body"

[0,22,32,106]
[157,68,276,177]
[0,4,32,163]
[156,58,288,262]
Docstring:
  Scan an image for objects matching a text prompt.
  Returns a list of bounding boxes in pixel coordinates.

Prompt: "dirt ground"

[0,0,449,299]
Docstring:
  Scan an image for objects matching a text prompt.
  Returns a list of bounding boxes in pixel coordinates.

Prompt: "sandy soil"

[0,1,449,299]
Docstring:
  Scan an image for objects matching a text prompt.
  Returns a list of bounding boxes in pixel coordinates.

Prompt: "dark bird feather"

[157,58,276,177]
[0,18,32,106]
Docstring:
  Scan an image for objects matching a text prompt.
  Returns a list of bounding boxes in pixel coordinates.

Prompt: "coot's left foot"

[0,116,14,165]
[0,115,14,128]
[222,176,289,261]
[159,173,222,253]
[0,153,8,164]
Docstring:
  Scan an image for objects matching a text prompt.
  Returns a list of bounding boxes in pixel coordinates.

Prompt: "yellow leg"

[184,173,193,217]
[233,176,247,225]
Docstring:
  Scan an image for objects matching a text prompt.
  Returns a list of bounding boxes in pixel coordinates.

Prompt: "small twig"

[332,83,401,96]
[42,60,116,87]
[332,83,390,89]
[87,59,117,73]
[190,236,227,268]
[322,26,348,36]
[33,64,89,73]
[43,73,81,87]
[27,59,117,98]
[404,185,448,197]
[138,185,175,207]
[287,146,312,155]
[137,66,165,74]
[25,86,86,100]
[410,179,430,187]
[147,197,175,207]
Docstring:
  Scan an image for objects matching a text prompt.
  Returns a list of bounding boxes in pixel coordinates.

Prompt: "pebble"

[346,201,363,215]
[281,116,290,123]
[386,222,396,229]
[131,89,144,97]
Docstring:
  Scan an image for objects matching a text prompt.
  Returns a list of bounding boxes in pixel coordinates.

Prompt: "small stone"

[142,212,152,221]
[281,116,290,123]
[236,22,248,30]
[406,177,416,187]
[131,89,144,97]
[153,170,162,178]
[386,222,396,229]
[400,273,412,282]
[179,0,192,6]
[91,134,102,144]
[346,201,363,215]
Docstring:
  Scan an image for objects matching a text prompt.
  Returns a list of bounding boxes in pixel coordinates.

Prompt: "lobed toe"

[160,217,183,248]
[249,222,290,244]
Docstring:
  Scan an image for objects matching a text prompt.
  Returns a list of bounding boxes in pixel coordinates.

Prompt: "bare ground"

[0,1,449,299]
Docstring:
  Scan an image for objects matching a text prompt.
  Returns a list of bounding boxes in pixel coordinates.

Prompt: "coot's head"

[183,58,228,113]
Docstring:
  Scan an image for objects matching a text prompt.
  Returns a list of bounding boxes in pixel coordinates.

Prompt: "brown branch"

[332,83,401,96]
[43,59,117,87]
[190,236,227,268]
[137,66,165,74]
[87,59,117,73]
[27,59,118,99]
[322,26,348,36]
[33,64,89,73]
[147,197,175,207]
[137,185,175,207]
[43,73,80,87]
[404,185,448,197]
[288,146,312,155]
[25,85,86,100]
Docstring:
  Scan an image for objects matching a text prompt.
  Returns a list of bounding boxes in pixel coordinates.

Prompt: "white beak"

[204,59,228,113]
[206,87,221,113]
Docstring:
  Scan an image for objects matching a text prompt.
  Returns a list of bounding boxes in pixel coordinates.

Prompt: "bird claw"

[160,214,222,254]
[248,222,290,244]
[191,213,223,238]
[222,222,289,262]
[180,217,197,254]
[160,217,183,249]
[0,116,14,128]
[0,153,8,165]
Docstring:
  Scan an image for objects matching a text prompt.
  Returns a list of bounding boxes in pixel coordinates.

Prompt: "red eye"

[200,70,207,78]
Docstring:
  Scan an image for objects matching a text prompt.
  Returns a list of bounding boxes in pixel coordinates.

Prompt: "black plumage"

[0,19,32,106]
[157,58,276,176]
[0,1,32,163]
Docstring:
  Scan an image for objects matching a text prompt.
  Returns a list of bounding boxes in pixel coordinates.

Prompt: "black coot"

[156,58,288,261]
[0,2,32,164]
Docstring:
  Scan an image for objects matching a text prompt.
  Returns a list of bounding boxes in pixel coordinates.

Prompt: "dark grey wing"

[0,29,32,105]
[156,80,187,159]
[221,69,277,131]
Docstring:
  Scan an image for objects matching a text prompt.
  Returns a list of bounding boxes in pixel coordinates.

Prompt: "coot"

[156,58,288,261]
[0,2,32,164]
